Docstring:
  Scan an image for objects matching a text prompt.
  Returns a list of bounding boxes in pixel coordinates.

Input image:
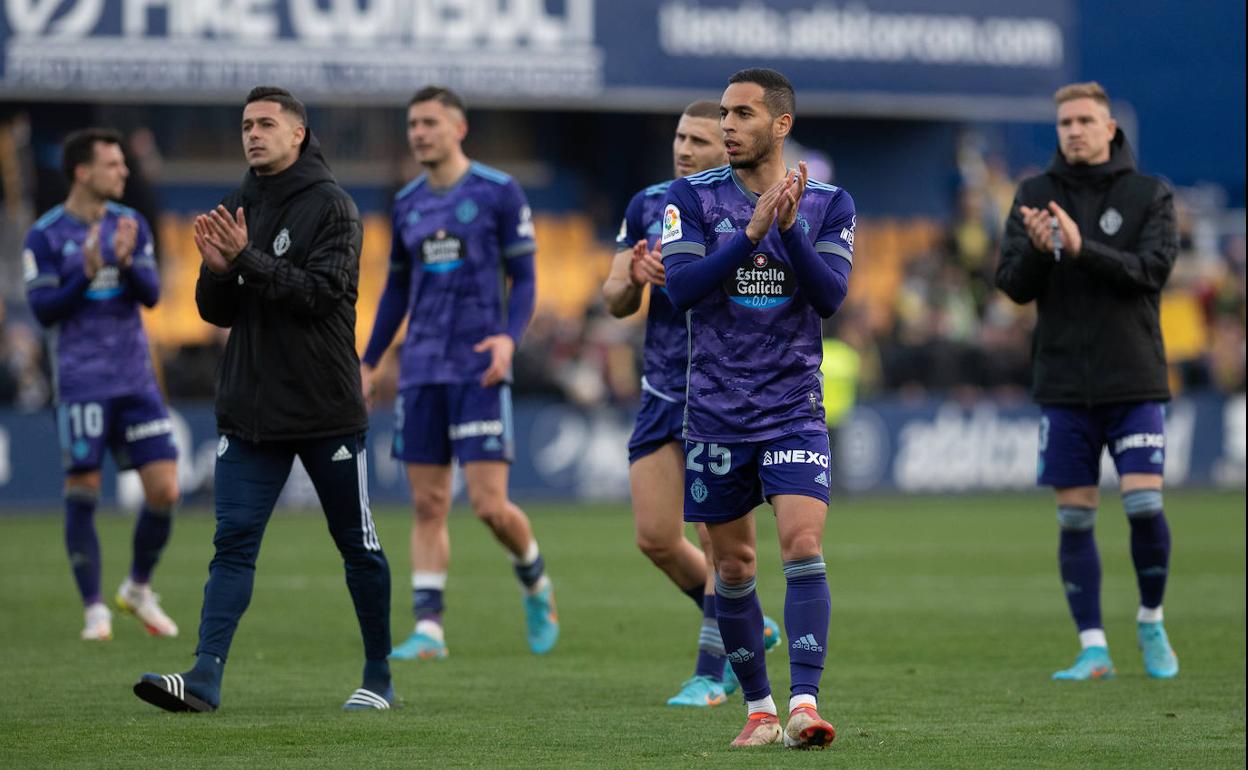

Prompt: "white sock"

[411,571,447,591]
[510,539,540,566]
[746,695,777,716]
[414,619,444,642]
[1137,606,1164,623]
[1079,628,1108,649]
[789,694,817,713]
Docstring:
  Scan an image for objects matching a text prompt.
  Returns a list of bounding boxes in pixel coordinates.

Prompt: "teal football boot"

[1138,621,1179,679]
[666,675,728,707]
[1052,646,1116,681]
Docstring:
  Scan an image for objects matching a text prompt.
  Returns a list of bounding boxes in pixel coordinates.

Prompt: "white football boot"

[116,578,179,637]
[81,602,113,641]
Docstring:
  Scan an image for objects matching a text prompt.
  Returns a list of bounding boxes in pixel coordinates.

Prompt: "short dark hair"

[727,68,796,119]
[245,86,307,125]
[409,85,467,113]
[61,128,122,184]
[682,100,721,121]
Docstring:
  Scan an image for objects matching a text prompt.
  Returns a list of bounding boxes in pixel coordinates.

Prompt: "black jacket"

[995,130,1178,406]
[196,132,368,441]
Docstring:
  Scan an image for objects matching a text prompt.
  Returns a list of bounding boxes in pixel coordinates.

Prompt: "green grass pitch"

[0,490,1243,768]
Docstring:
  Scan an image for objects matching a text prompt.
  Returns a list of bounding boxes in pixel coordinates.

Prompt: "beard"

[88,179,124,202]
[728,136,769,170]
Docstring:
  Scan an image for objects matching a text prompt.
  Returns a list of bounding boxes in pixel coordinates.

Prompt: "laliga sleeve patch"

[22,248,37,282]
[660,204,683,244]
[517,205,535,239]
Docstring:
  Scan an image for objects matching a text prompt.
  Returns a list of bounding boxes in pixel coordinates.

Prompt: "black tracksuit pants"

[196,432,390,663]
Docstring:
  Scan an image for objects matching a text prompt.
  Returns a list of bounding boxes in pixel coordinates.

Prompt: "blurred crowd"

[1,116,1244,414]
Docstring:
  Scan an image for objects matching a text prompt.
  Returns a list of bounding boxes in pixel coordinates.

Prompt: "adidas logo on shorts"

[814,470,829,488]
[331,445,352,462]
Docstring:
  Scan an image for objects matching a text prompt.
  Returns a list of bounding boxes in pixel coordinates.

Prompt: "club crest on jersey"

[661,204,682,244]
[273,228,291,256]
[456,198,479,224]
[421,230,465,273]
[724,253,795,309]
[1099,207,1123,236]
[690,477,708,503]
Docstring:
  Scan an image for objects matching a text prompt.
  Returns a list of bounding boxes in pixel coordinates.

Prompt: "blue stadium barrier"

[0,394,1241,509]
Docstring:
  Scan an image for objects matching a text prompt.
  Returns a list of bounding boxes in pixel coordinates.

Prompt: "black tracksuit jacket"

[995,130,1178,407]
[195,132,369,441]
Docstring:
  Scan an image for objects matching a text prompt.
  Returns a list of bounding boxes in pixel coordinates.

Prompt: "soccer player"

[133,87,393,712]
[996,82,1180,681]
[661,68,853,749]
[23,128,180,642]
[360,86,556,660]
[602,100,780,707]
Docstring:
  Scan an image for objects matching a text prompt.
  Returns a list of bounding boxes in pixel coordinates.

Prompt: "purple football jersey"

[660,165,856,442]
[390,162,536,387]
[616,180,687,401]
[23,203,159,403]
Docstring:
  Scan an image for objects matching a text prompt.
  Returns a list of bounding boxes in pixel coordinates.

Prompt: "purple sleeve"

[123,217,160,307]
[615,190,648,250]
[781,225,849,318]
[663,231,755,311]
[499,179,537,259]
[787,189,856,317]
[504,253,536,343]
[362,216,414,367]
[361,269,410,367]
[27,272,90,326]
[659,178,748,311]
[23,228,91,326]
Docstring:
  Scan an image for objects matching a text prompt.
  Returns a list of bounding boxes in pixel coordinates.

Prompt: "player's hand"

[632,239,666,286]
[1019,205,1054,253]
[113,217,138,270]
[627,240,648,286]
[473,334,515,387]
[82,224,103,280]
[777,162,809,233]
[194,215,232,275]
[745,175,794,244]
[204,206,249,261]
[360,363,377,408]
[1047,201,1082,257]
